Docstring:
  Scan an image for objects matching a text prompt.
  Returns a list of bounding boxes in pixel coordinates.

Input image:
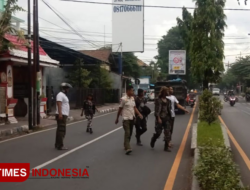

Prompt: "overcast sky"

[15,0,250,69]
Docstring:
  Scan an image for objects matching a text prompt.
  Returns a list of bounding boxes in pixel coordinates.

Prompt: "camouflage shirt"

[155,98,171,119]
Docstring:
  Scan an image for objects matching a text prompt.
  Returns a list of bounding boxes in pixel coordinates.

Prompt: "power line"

[60,0,250,11]
[41,0,99,48]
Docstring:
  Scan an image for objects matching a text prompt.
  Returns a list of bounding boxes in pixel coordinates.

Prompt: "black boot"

[86,127,90,133]
[150,134,157,148]
[136,135,143,146]
[164,141,171,152]
[89,128,93,134]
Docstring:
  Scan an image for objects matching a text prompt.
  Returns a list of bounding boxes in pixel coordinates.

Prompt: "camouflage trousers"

[154,117,171,142]
[55,115,68,149]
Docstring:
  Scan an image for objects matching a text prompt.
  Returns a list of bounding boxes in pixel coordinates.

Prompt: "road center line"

[30,126,123,173]
[30,111,155,172]
[164,104,196,190]
[218,116,250,170]
[0,112,116,144]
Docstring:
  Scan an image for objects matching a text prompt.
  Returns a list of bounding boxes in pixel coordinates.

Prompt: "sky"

[14,0,250,69]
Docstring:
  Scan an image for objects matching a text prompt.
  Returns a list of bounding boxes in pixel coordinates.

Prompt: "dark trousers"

[135,117,147,142]
[170,117,175,140]
[55,115,68,149]
[123,120,134,150]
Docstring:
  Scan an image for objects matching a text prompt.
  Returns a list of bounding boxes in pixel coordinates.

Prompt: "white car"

[147,90,155,101]
[212,88,220,96]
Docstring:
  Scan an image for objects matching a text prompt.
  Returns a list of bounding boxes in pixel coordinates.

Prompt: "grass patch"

[197,120,224,147]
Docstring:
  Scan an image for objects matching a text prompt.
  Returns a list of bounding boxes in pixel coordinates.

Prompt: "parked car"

[212,88,220,96]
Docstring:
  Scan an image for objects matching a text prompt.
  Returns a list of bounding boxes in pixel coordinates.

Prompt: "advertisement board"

[169,50,186,75]
[112,0,144,52]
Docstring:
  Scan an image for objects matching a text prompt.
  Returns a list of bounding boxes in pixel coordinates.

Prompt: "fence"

[46,87,120,112]
[75,88,120,108]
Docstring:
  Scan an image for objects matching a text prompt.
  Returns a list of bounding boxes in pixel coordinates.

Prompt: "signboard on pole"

[169,50,186,75]
[112,0,144,52]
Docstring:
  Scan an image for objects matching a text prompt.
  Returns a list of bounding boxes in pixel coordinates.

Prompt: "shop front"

[0,34,59,123]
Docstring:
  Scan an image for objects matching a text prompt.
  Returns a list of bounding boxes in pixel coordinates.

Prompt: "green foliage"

[197,120,224,147]
[122,52,141,79]
[194,144,249,190]
[219,56,250,90]
[199,89,223,124]
[0,0,25,52]
[157,26,185,73]
[67,59,92,88]
[190,0,226,89]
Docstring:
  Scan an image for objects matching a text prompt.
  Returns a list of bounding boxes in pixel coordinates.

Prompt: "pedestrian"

[55,83,72,150]
[167,86,189,148]
[135,89,151,146]
[81,93,97,134]
[150,86,172,152]
[115,86,143,155]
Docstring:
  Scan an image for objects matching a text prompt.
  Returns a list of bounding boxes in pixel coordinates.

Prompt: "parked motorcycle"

[229,96,236,106]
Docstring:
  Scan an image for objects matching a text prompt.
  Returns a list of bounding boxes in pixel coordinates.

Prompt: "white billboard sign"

[169,50,186,75]
[112,0,144,52]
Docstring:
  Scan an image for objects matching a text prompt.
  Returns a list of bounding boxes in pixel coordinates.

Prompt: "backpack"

[142,105,151,117]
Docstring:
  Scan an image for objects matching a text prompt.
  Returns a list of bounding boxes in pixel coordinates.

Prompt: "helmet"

[190,89,194,92]
[60,83,72,88]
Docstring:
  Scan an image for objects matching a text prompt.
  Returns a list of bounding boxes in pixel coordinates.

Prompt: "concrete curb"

[0,125,29,138]
[192,148,200,190]
[191,123,197,151]
[0,107,119,138]
[220,123,231,151]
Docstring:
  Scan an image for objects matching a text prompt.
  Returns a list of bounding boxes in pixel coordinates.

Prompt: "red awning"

[4,34,47,56]
[2,34,59,66]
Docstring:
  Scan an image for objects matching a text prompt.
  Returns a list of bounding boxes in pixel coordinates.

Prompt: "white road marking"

[0,112,116,144]
[30,111,156,172]
[30,126,123,173]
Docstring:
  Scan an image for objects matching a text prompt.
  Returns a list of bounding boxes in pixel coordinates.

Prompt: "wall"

[43,67,77,106]
[109,71,121,89]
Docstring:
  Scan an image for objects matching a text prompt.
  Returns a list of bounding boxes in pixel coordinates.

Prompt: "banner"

[169,50,186,75]
[112,0,144,52]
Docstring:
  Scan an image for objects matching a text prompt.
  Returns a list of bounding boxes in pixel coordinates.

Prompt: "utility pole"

[119,43,123,97]
[35,0,40,125]
[33,0,37,127]
[27,0,33,130]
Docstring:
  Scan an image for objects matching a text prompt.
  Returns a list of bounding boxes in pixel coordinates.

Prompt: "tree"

[67,59,92,88]
[0,0,25,52]
[190,0,226,90]
[122,52,141,79]
[89,66,113,88]
[177,7,199,88]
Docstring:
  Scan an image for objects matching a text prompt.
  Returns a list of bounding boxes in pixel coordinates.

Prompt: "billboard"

[112,0,144,52]
[169,50,186,75]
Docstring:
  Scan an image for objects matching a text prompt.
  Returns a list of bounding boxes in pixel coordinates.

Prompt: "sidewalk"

[0,103,119,139]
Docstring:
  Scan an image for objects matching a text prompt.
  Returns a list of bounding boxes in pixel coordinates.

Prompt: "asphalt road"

[0,103,197,190]
[220,97,250,187]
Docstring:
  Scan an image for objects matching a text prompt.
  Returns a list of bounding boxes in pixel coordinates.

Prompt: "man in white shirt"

[167,86,189,147]
[55,83,72,150]
[115,86,143,155]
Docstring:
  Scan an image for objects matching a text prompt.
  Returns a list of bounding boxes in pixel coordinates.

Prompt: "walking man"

[55,83,72,150]
[115,86,143,155]
[135,89,151,146]
[167,86,189,148]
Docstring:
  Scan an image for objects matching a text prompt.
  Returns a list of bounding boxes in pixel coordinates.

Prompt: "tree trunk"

[203,79,209,90]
